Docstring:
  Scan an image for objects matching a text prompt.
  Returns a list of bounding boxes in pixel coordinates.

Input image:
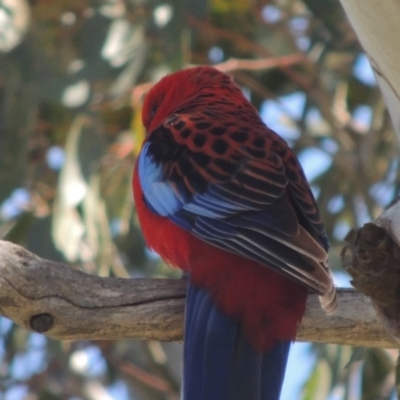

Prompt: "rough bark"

[342,201,400,343]
[0,240,395,348]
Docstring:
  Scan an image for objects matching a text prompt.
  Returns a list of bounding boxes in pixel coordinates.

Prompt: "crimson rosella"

[133,66,337,400]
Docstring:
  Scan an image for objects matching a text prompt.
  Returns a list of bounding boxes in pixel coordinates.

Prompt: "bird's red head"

[142,66,244,134]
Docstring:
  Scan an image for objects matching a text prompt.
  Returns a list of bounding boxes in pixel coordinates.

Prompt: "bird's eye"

[150,104,158,119]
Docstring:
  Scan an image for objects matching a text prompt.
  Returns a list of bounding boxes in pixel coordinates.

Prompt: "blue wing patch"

[138,142,184,216]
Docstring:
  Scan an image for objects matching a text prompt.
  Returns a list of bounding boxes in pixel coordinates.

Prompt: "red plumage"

[133,66,337,353]
[134,169,307,350]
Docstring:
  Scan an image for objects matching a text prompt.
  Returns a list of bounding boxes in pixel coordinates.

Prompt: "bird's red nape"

[142,66,245,134]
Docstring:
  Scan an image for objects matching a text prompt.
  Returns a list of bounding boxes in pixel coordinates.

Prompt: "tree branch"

[0,240,395,348]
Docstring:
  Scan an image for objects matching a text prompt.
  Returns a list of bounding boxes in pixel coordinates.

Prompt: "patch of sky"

[46,146,65,170]
[320,137,339,154]
[288,17,310,51]
[353,54,376,86]
[69,346,107,377]
[0,317,13,334]
[352,105,372,131]
[327,194,345,214]
[10,353,34,381]
[310,184,320,200]
[107,380,130,400]
[145,247,161,261]
[298,148,332,182]
[28,332,47,348]
[0,188,30,220]
[242,86,251,102]
[333,271,352,288]
[353,195,371,226]
[333,220,351,241]
[4,385,28,400]
[110,218,123,237]
[208,46,224,64]
[296,36,310,51]
[261,5,282,24]
[370,182,396,208]
[289,17,309,34]
[369,159,398,207]
[26,348,47,375]
[2,332,47,383]
[260,92,306,141]
[0,337,4,361]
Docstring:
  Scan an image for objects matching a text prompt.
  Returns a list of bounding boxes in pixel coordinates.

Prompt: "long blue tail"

[182,280,290,400]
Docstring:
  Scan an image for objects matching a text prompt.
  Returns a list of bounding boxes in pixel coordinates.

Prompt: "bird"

[133,65,337,400]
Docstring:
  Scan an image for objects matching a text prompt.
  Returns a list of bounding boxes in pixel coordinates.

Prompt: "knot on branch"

[30,313,54,333]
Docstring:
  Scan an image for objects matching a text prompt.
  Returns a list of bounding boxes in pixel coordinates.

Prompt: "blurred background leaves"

[0,0,398,399]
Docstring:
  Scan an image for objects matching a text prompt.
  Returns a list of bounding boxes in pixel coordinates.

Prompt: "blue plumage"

[138,142,183,216]
[182,280,290,400]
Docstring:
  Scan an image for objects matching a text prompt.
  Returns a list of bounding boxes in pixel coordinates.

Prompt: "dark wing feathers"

[138,111,336,309]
